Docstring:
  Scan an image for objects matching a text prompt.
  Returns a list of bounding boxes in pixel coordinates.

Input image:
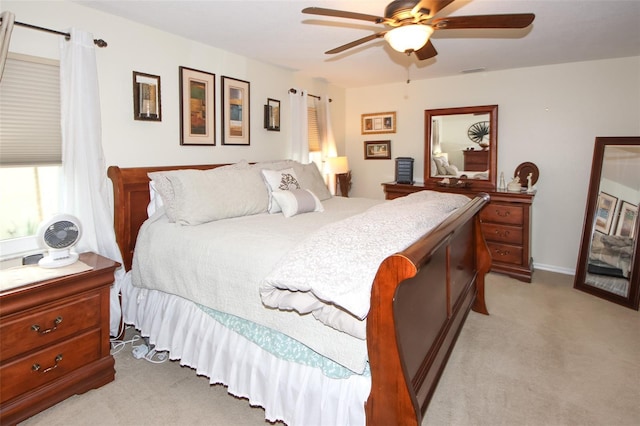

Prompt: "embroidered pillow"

[261,168,302,213]
[271,189,324,218]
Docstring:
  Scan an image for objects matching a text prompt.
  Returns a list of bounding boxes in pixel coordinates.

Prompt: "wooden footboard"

[366,194,491,425]
[107,164,490,425]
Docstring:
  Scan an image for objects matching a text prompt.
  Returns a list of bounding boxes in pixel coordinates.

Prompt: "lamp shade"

[384,25,434,53]
[324,156,350,175]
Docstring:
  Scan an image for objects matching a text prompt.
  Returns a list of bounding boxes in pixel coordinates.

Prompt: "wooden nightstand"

[0,252,119,425]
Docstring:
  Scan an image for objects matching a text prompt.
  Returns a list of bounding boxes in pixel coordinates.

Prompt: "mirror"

[424,105,497,191]
[574,137,640,310]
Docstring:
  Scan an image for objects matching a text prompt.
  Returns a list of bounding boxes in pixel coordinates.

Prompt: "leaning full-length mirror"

[574,137,640,310]
[424,105,497,191]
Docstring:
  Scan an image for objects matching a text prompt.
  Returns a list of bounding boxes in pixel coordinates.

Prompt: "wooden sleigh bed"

[108,161,491,426]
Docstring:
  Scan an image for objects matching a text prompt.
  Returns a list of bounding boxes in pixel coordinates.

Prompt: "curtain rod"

[2,19,108,47]
[288,88,332,102]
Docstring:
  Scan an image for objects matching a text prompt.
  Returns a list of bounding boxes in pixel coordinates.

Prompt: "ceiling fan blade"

[432,13,535,30]
[411,0,455,19]
[302,7,386,24]
[414,40,438,60]
[325,33,386,54]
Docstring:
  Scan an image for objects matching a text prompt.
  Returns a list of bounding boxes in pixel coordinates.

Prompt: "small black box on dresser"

[395,157,414,184]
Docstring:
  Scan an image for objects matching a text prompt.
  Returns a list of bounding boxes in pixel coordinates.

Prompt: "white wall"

[346,57,640,274]
[6,1,640,274]
[4,0,346,168]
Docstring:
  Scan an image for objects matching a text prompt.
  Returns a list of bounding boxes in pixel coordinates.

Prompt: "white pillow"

[292,162,332,201]
[271,189,324,218]
[167,167,268,225]
[146,180,165,217]
[261,168,302,213]
[147,161,251,222]
[444,164,459,176]
[433,156,449,175]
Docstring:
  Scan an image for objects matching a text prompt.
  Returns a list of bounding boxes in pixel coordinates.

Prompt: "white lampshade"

[324,156,350,175]
[384,25,434,53]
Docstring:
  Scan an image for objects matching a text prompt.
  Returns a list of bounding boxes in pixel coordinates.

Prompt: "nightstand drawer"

[487,242,523,265]
[480,203,523,225]
[0,292,102,361]
[0,328,102,403]
[481,223,523,245]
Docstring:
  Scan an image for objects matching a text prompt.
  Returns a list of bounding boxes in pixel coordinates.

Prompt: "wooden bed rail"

[366,194,491,425]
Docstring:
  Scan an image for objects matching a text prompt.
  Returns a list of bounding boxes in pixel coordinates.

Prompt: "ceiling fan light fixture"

[384,24,434,53]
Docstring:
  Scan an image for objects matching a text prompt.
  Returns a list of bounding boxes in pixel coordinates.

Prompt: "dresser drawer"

[480,203,524,225]
[0,328,102,403]
[482,223,523,245]
[0,292,102,361]
[487,242,523,265]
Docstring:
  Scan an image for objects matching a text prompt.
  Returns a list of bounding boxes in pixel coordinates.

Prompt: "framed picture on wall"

[364,140,391,160]
[132,71,161,121]
[222,76,250,145]
[361,111,396,135]
[614,201,637,238]
[179,66,215,146]
[594,191,618,234]
[264,98,280,131]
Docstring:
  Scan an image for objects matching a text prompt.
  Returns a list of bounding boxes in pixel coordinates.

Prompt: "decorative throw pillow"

[292,162,332,201]
[271,189,324,218]
[261,168,302,213]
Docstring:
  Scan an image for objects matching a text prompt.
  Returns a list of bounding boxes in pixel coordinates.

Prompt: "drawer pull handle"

[495,230,510,237]
[496,210,511,217]
[495,249,511,256]
[31,316,63,334]
[32,354,63,374]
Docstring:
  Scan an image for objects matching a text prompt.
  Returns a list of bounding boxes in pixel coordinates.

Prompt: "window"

[0,53,62,258]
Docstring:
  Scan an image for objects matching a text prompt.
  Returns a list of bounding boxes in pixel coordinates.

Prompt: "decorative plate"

[514,162,539,188]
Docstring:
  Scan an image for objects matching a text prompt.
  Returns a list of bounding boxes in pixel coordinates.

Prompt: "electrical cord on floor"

[110,326,168,363]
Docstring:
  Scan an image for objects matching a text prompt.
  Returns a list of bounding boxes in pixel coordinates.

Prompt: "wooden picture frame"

[179,66,215,146]
[132,71,161,121]
[361,111,396,135]
[222,76,250,145]
[615,201,638,238]
[364,140,391,160]
[595,192,618,234]
[264,98,280,131]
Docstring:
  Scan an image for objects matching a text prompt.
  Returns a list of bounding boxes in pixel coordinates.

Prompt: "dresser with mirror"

[382,104,536,282]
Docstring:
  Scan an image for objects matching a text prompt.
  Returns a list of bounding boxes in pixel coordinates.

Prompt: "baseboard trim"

[533,262,575,276]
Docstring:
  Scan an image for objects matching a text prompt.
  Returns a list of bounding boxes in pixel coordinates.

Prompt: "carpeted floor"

[20,271,640,426]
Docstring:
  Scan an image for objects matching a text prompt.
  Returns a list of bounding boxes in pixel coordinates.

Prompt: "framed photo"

[615,201,638,238]
[132,71,161,121]
[179,66,215,146]
[264,98,280,131]
[361,111,396,135]
[364,140,391,160]
[594,192,618,234]
[222,76,250,145]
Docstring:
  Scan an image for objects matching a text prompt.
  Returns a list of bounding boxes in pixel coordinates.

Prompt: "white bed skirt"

[121,272,371,425]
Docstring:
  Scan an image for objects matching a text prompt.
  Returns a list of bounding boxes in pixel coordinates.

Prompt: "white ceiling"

[76,0,640,88]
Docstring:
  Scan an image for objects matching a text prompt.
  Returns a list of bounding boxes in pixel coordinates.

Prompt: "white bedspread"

[131,196,381,373]
[260,191,470,338]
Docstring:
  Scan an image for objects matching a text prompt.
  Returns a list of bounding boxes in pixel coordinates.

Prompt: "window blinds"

[307,106,320,152]
[0,54,61,166]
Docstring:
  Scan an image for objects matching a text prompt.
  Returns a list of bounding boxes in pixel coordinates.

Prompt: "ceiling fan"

[302,0,535,60]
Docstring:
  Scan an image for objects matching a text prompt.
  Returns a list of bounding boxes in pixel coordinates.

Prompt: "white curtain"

[316,96,337,159]
[289,88,309,163]
[60,29,124,337]
[0,11,15,82]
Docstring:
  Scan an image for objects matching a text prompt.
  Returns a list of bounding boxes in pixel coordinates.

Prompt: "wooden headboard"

[107,164,230,271]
